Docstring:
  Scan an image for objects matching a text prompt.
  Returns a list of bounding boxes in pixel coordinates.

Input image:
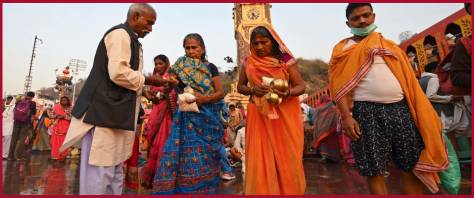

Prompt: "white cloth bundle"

[178,92,199,113]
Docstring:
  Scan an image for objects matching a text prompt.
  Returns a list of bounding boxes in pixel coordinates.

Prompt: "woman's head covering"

[248,25,294,59]
[245,25,299,119]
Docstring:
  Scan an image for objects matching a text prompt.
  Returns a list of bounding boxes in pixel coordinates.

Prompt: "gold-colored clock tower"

[225,3,272,107]
[233,3,272,67]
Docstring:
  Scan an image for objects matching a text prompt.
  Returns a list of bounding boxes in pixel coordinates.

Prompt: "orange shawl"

[244,25,306,195]
[328,32,448,193]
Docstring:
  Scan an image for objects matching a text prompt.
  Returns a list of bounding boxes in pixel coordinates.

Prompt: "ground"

[2,151,471,195]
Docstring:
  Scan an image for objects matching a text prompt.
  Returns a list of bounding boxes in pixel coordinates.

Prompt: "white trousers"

[80,129,124,195]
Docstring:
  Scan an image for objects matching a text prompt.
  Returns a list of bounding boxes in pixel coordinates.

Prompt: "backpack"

[13,99,32,122]
[436,37,471,95]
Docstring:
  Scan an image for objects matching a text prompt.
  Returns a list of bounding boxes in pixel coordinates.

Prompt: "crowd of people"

[2,2,471,195]
[3,92,74,163]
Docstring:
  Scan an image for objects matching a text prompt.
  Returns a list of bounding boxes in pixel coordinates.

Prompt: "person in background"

[449,2,472,163]
[420,62,461,132]
[32,107,53,152]
[3,96,15,159]
[229,124,245,176]
[227,103,243,145]
[445,33,457,51]
[236,102,246,120]
[407,52,418,74]
[301,100,315,154]
[50,96,72,161]
[8,91,36,161]
[312,96,340,161]
[141,54,178,189]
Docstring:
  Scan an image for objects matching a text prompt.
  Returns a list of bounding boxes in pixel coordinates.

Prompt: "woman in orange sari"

[237,25,306,195]
[51,96,72,160]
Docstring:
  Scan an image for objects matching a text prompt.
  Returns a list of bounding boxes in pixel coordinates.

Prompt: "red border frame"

[0,1,471,198]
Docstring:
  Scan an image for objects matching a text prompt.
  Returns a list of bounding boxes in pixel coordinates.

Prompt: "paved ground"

[2,151,471,195]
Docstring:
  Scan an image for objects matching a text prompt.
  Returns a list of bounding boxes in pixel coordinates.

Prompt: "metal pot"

[270,79,289,92]
[266,92,282,105]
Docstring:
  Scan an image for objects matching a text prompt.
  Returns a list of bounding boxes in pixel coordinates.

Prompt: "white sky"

[2,3,463,97]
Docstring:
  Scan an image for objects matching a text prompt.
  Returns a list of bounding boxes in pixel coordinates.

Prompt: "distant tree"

[35,78,86,103]
[296,58,329,94]
[398,31,415,43]
[217,58,330,95]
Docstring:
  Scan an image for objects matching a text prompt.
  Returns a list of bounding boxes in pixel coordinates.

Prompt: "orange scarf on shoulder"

[329,32,448,193]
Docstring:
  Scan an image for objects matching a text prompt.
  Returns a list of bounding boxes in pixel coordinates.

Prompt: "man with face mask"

[59,3,174,195]
[328,3,448,195]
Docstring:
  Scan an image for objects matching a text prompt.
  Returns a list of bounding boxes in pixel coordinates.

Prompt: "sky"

[2,3,464,97]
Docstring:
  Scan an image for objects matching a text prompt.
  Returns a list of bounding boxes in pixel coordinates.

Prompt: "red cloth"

[338,132,355,165]
[51,104,71,160]
[141,68,177,186]
[124,134,140,190]
[239,108,246,120]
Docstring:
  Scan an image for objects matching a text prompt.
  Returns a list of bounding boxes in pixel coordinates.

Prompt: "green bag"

[439,133,461,194]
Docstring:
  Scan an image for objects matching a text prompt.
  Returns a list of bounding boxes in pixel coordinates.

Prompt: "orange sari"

[244,25,306,195]
[328,32,448,193]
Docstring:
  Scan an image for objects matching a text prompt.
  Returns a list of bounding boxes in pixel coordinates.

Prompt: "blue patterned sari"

[152,56,225,194]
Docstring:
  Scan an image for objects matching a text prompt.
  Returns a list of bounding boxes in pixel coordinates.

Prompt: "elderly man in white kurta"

[60,4,172,195]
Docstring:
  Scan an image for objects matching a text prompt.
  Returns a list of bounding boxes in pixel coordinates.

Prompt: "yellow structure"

[233,3,272,66]
[399,8,471,76]
[226,3,272,107]
[224,83,250,109]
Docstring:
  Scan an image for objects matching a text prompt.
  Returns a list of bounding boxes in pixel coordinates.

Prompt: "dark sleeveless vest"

[72,23,140,131]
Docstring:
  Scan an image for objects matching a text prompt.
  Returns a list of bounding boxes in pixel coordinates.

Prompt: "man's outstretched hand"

[144,74,178,86]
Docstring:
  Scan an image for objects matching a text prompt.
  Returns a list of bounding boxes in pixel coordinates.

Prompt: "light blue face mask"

[350,23,378,36]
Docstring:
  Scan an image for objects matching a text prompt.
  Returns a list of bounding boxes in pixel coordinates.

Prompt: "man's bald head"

[126,3,156,38]
[127,3,156,20]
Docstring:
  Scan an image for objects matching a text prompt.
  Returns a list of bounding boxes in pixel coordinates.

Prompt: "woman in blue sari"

[152,33,226,194]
